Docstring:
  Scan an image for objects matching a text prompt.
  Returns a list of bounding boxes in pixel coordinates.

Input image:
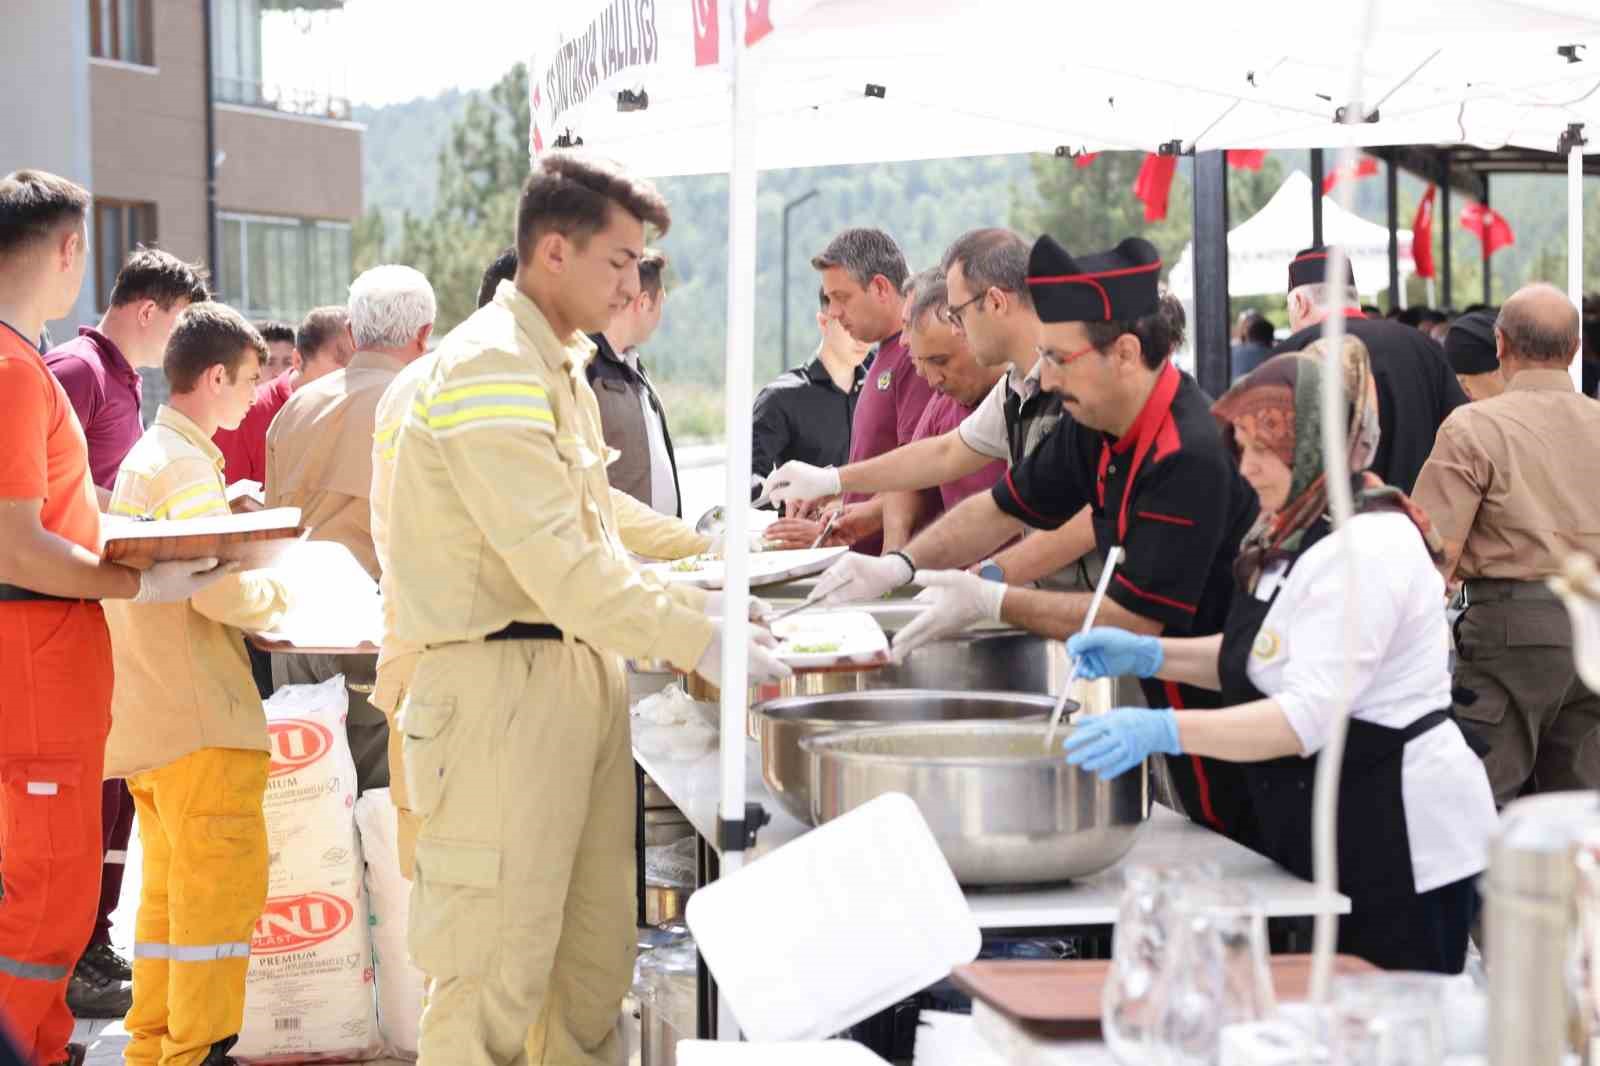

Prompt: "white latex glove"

[890,569,1006,663]
[762,461,842,509]
[131,557,231,605]
[693,622,794,687]
[809,551,914,607]
[703,591,773,621]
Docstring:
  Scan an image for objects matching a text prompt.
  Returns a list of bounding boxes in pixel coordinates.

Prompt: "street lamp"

[780,188,820,372]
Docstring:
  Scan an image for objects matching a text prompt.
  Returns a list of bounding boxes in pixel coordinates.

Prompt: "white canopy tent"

[524,0,1600,1037]
[1167,170,1416,300]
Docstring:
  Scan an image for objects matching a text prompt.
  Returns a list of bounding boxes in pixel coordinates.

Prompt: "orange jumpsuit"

[0,323,114,1066]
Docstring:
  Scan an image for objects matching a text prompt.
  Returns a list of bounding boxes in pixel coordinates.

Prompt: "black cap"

[1288,245,1358,291]
[1026,236,1162,324]
[1445,309,1499,375]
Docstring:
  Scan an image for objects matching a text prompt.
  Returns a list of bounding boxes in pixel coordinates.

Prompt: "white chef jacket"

[1246,510,1498,894]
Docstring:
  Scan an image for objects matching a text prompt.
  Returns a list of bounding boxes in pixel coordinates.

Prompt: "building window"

[89,0,154,66]
[217,213,352,323]
[212,0,263,107]
[94,200,157,311]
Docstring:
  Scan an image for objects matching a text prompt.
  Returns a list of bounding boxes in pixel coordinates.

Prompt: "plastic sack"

[236,675,382,1064]
[354,789,426,1060]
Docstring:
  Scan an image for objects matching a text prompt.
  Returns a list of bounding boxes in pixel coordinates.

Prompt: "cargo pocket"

[400,697,456,820]
[0,758,86,860]
[409,836,501,978]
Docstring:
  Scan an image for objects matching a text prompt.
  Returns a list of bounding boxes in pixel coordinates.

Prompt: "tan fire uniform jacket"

[104,406,291,779]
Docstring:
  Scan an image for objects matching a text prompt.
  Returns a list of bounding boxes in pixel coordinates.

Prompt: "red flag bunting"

[693,0,719,66]
[1460,201,1516,256]
[1074,152,1099,169]
[1411,183,1436,280]
[1322,156,1379,195]
[1226,149,1267,171]
[745,0,774,45]
[1132,154,1179,223]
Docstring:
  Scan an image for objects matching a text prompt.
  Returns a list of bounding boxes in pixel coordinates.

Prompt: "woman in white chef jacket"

[1064,338,1497,974]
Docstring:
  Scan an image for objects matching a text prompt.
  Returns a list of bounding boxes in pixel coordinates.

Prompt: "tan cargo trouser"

[401,638,635,1066]
[1453,596,1600,806]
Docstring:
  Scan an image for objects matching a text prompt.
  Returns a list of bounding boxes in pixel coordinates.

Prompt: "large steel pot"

[752,690,1064,826]
[802,721,1148,885]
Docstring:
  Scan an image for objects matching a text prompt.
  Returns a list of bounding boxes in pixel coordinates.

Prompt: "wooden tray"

[950,954,1380,1041]
[102,508,304,567]
[248,635,381,657]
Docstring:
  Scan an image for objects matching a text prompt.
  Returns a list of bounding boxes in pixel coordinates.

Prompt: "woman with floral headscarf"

[1063,336,1496,973]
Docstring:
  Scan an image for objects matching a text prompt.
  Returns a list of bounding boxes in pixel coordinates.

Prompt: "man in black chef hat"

[1275,245,1467,492]
[1443,309,1504,402]
[815,234,1263,846]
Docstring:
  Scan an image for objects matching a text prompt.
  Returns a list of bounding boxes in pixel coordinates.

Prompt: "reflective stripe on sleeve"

[0,954,69,981]
[152,479,228,520]
[134,941,252,962]
[415,379,556,439]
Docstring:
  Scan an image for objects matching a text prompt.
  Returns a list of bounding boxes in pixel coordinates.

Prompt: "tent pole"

[1309,148,1326,246]
[1482,176,1492,307]
[1441,158,1454,308]
[1386,159,1400,311]
[716,0,758,1041]
[1192,149,1230,393]
[1569,131,1585,392]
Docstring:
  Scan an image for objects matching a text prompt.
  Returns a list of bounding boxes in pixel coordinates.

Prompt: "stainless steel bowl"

[752,690,1063,826]
[801,721,1149,885]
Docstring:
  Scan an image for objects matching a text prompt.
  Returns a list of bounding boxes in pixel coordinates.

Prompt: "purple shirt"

[44,327,145,491]
[844,332,935,555]
[912,392,1006,516]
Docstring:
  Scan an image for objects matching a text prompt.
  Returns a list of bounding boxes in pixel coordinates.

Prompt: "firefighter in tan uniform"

[388,154,789,1066]
[369,256,715,881]
[104,305,293,1066]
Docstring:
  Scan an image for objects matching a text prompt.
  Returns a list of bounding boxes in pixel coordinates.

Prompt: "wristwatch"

[977,559,1005,583]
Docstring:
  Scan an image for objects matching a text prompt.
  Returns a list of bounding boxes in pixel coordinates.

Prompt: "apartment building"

[3,1,363,408]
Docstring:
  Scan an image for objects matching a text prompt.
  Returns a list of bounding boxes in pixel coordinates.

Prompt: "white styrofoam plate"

[770,609,889,670]
[678,1040,890,1064]
[686,793,980,1043]
[643,546,847,590]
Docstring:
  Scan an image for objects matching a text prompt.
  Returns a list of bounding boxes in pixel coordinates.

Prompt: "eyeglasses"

[1038,343,1099,368]
[943,290,987,329]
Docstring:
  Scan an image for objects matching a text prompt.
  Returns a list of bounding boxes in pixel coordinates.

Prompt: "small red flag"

[1132,154,1179,223]
[745,0,774,45]
[1412,184,1436,280]
[1074,152,1099,169]
[1322,156,1380,195]
[1460,201,1516,256]
[693,0,719,66]
[1227,149,1267,171]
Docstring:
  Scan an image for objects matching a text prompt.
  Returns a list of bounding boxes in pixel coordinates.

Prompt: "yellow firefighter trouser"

[124,748,270,1066]
[402,638,634,1066]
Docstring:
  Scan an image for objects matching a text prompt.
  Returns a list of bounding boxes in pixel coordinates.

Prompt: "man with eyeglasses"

[805,235,1262,847]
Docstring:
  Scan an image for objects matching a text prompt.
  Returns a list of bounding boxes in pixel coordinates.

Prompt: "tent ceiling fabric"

[1167,171,1414,299]
[532,1,1600,177]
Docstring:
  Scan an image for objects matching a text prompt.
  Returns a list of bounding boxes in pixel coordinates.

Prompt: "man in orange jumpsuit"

[0,170,226,1066]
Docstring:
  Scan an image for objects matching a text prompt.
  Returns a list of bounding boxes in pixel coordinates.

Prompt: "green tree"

[1011,152,1195,266]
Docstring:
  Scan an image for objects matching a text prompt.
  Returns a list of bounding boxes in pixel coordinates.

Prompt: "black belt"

[485,622,565,643]
[1461,578,1558,606]
[0,583,76,604]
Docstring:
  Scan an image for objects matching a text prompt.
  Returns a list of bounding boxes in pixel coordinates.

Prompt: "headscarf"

[1212,335,1444,593]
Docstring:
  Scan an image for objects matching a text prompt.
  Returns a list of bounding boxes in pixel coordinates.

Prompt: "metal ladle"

[1043,545,1123,752]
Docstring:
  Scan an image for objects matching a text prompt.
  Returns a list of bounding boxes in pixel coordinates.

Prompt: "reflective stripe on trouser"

[0,601,113,1066]
[124,748,270,1066]
[403,639,635,1066]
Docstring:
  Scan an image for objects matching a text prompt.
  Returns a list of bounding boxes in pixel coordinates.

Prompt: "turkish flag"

[693,0,719,66]
[1322,156,1379,195]
[1227,149,1267,171]
[1412,183,1436,280]
[1074,152,1099,169]
[1132,154,1179,223]
[745,0,774,45]
[1461,201,1516,256]
[532,124,544,155]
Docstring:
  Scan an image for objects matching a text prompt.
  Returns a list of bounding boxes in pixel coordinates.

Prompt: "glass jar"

[1328,973,1445,1066]
[1146,881,1276,1066]
[1102,863,1216,1064]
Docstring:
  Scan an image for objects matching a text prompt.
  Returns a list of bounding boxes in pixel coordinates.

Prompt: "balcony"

[213,75,352,122]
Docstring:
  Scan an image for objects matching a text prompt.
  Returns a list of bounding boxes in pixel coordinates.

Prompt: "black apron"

[1219,521,1461,971]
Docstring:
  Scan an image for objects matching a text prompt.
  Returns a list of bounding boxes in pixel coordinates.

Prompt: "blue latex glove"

[1066,627,1164,680]
[1063,707,1181,779]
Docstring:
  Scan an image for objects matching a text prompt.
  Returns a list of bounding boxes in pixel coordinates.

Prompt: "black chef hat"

[1287,245,1358,291]
[1445,309,1500,375]
[1026,236,1162,324]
